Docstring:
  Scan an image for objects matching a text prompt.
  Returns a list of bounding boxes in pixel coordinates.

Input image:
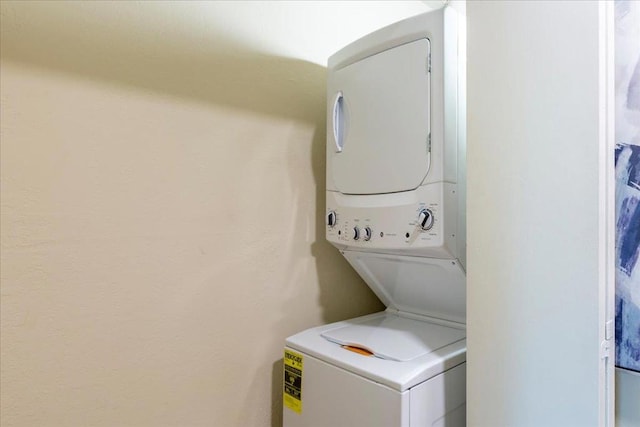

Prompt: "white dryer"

[284,6,466,427]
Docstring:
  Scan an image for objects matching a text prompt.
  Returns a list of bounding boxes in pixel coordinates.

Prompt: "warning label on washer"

[283,349,303,413]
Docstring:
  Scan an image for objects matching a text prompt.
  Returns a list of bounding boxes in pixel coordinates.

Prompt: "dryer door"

[328,38,431,195]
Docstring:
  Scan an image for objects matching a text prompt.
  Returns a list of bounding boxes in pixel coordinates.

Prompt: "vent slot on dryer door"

[329,38,431,195]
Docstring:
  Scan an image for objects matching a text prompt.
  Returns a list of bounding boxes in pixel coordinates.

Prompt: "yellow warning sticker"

[283,349,303,413]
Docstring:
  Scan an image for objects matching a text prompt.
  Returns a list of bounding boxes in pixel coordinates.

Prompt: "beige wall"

[0,2,430,426]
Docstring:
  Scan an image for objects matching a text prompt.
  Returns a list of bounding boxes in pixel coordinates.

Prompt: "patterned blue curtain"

[614,0,640,374]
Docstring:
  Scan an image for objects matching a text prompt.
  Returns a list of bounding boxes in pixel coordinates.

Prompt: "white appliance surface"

[326,183,461,260]
[343,251,466,323]
[321,312,465,362]
[325,6,466,271]
[282,348,466,427]
[286,311,466,392]
[328,37,431,195]
[326,6,461,194]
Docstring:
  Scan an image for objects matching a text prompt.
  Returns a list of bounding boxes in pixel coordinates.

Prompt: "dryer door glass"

[328,38,431,195]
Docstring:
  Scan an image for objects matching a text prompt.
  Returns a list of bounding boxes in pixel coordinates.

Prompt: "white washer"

[284,312,466,427]
[284,7,466,427]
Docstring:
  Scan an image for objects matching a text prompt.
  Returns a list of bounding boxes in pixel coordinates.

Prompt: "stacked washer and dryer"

[284,6,466,427]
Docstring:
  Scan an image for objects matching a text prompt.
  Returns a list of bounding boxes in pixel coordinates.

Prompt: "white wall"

[616,369,640,427]
[0,1,430,426]
[466,1,612,426]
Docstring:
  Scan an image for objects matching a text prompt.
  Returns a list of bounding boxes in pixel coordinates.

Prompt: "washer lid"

[321,313,465,362]
[286,311,466,391]
[328,38,431,195]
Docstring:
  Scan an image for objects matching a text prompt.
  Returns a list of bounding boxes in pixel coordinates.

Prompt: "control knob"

[352,226,360,241]
[362,226,372,241]
[327,211,337,227]
[418,209,434,230]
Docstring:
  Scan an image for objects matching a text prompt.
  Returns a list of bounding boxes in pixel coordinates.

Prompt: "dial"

[327,211,337,227]
[362,226,372,241]
[352,226,360,241]
[418,209,434,230]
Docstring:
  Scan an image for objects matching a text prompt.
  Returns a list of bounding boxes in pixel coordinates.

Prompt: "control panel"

[326,182,459,259]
